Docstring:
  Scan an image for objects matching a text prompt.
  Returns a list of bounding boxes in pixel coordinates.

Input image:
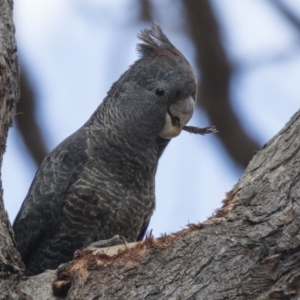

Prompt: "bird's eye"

[155,88,165,97]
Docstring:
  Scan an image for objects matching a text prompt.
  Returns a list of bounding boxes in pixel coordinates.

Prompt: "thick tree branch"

[184,0,261,169]
[0,0,24,298]
[18,109,300,299]
[16,69,48,166]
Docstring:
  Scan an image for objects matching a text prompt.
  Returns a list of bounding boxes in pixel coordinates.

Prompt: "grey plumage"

[13,23,197,275]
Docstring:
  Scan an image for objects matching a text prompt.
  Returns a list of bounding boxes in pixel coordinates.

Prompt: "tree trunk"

[1,1,300,299]
[49,110,300,299]
[0,0,25,299]
[17,110,300,299]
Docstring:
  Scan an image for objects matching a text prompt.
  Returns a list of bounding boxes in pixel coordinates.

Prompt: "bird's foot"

[56,261,72,275]
[56,235,128,275]
[89,234,128,248]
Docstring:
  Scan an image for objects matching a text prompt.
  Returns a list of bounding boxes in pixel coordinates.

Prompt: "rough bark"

[0,0,25,299]
[16,109,300,300]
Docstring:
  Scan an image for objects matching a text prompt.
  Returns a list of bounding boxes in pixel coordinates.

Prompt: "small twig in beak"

[183,125,218,135]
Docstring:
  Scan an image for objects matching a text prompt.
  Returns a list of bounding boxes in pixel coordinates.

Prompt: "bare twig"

[139,0,152,22]
[270,0,300,32]
[183,125,217,135]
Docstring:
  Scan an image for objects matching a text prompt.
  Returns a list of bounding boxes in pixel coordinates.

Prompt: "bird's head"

[105,22,197,142]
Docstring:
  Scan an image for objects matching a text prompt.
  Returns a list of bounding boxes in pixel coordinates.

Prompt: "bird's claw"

[89,234,128,248]
[56,261,72,275]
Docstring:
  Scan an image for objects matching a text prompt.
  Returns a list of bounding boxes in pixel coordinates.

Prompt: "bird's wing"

[137,219,150,241]
[13,129,87,259]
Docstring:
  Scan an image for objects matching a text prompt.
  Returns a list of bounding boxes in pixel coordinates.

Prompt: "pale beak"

[159,96,194,139]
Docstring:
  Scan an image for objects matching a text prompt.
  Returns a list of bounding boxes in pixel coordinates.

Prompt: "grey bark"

[1,1,300,299]
[19,110,300,300]
[51,109,300,299]
[0,0,25,299]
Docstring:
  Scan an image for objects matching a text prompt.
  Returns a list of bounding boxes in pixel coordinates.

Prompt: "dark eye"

[155,88,165,97]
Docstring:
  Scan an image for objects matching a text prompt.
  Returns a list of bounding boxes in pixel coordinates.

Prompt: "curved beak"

[159,96,194,139]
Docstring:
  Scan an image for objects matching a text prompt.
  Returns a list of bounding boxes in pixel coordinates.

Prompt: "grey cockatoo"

[13,23,197,275]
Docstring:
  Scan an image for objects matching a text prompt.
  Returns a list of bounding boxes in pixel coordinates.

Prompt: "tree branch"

[183,0,261,169]
[138,0,152,22]
[270,0,300,32]
[16,68,48,167]
[19,109,300,299]
[0,0,24,297]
